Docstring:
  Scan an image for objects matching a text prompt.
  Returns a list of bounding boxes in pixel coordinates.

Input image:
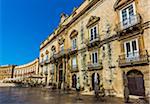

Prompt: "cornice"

[114,0,134,10]
[86,16,100,28]
[70,29,78,39]
[40,0,102,50]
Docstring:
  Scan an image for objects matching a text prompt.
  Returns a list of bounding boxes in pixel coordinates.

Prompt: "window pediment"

[58,36,65,45]
[51,45,56,51]
[86,16,100,28]
[41,53,44,57]
[70,30,78,39]
[45,50,49,54]
[114,0,134,10]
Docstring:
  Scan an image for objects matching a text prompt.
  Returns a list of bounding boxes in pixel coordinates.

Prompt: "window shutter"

[95,52,98,63]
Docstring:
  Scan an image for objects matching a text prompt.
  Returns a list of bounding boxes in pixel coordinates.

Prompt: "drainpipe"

[11,65,16,78]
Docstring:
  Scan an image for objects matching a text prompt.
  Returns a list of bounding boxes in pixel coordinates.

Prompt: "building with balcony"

[39,0,150,97]
[0,59,39,83]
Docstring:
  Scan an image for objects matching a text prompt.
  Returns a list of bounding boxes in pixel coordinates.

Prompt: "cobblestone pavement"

[0,87,147,104]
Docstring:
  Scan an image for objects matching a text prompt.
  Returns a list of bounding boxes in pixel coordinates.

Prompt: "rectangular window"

[72,38,77,49]
[120,2,136,29]
[60,44,64,51]
[72,57,77,68]
[46,55,48,61]
[91,51,98,64]
[124,39,139,61]
[51,64,54,74]
[41,57,44,63]
[90,29,94,41]
[89,25,98,41]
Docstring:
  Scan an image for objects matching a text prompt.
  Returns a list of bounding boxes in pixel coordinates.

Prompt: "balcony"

[86,35,100,49]
[117,14,142,37]
[69,47,78,55]
[70,65,79,73]
[118,50,149,67]
[53,49,70,59]
[87,60,103,71]
[44,59,50,65]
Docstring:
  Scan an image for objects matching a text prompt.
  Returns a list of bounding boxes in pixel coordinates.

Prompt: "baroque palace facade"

[39,0,150,97]
[0,59,39,82]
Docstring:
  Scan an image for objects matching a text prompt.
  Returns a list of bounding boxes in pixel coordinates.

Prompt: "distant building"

[0,65,15,80]
[0,59,39,81]
[13,59,39,79]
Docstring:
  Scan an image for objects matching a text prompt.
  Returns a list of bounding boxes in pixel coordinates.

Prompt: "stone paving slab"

[0,88,149,104]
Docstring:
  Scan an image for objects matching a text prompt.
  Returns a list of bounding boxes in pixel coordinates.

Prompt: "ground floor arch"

[72,74,77,88]
[127,70,145,96]
[91,72,100,90]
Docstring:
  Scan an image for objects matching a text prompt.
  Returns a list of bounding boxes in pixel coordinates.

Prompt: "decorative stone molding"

[41,53,44,57]
[114,0,134,10]
[58,36,65,45]
[45,50,49,54]
[70,29,78,39]
[51,45,56,51]
[86,16,100,28]
[57,25,66,35]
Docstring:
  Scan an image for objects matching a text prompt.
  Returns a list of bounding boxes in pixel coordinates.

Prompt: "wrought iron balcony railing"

[84,35,100,48]
[50,49,70,61]
[89,35,100,43]
[69,47,78,55]
[118,50,149,67]
[87,60,103,70]
[117,14,142,32]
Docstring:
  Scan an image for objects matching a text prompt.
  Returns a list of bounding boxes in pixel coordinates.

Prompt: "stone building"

[13,59,39,80]
[0,59,39,82]
[39,0,150,97]
[0,65,15,81]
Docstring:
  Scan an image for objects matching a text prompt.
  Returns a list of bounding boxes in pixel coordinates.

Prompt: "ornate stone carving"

[45,50,49,54]
[86,16,100,28]
[51,45,56,51]
[58,36,65,45]
[114,0,134,10]
[41,53,44,57]
[70,29,78,39]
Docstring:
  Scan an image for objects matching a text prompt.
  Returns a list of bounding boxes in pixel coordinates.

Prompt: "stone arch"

[127,69,145,96]
[72,74,77,88]
[70,29,78,39]
[91,72,100,90]
[51,45,56,52]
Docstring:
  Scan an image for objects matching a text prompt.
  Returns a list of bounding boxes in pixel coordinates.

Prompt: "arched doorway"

[127,70,145,96]
[72,74,77,88]
[58,63,63,89]
[92,73,100,90]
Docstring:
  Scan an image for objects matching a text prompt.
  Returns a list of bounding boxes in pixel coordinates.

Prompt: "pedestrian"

[123,71,129,103]
[94,83,99,99]
[124,85,129,103]
[94,73,99,99]
[76,77,81,100]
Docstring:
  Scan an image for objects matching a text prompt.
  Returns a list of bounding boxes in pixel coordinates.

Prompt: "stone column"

[55,63,59,88]
[62,58,66,89]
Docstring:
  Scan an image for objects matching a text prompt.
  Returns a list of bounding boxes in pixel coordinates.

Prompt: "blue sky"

[0,0,83,65]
